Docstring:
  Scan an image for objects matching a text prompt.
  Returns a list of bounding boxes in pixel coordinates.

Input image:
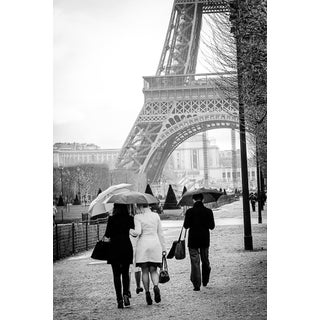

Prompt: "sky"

[53,0,238,151]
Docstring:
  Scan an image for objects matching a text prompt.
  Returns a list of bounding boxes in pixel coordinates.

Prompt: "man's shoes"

[193,287,200,291]
[123,295,130,307]
[145,291,153,305]
[153,285,161,303]
[202,281,208,287]
[136,287,143,294]
[117,300,124,309]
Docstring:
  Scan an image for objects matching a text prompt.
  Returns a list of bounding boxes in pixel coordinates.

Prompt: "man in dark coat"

[183,193,215,291]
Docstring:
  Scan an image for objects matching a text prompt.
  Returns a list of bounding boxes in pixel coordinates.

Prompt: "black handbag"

[167,241,177,259]
[174,227,187,260]
[91,240,111,261]
[159,255,170,284]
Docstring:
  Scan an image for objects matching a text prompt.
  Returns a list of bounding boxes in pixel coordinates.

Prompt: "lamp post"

[77,167,81,204]
[230,0,253,250]
[59,166,64,198]
[58,166,64,221]
[256,136,262,224]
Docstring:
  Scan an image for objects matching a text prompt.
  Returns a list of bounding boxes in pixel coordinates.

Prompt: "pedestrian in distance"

[183,193,215,291]
[53,201,57,225]
[102,203,134,309]
[130,204,166,305]
[249,192,257,212]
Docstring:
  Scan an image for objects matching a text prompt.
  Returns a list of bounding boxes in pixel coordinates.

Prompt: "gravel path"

[54,200,267,320]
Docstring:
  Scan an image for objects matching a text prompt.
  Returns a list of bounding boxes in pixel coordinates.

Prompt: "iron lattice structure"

[116,0,238,183]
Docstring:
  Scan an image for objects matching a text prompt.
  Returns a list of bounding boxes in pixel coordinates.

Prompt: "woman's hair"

[112,203,129,216]
[135,203,149,214]
[137,203,149,208]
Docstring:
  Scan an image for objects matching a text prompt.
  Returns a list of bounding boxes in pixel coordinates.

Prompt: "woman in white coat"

[130,204,166,305]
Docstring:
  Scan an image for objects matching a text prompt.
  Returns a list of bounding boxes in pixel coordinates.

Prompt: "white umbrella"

[88,183,132,217]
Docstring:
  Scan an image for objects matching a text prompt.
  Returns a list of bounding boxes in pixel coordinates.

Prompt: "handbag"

[167,241,177,259]
[159,255,170,284]
[91,240,111,261]
[174,226,187,260]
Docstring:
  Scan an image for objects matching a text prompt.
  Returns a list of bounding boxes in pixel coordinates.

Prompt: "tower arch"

[115,1,238,183]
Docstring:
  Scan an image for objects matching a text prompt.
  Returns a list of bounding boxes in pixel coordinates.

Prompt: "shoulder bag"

[91,221,111,261]
[174,226,187,260]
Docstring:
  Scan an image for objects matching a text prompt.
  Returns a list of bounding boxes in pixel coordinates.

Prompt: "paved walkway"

[53,200,267,320]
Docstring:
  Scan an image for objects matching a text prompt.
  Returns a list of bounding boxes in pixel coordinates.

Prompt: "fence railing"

[53,218,107,261]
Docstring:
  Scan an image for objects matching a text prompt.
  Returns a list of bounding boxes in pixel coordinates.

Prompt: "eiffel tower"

[116,0,239,183]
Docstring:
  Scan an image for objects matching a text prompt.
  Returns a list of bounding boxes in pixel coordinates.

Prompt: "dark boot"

[117,299,124,309]
[153,285,161,303]
[145,291,153,305]
[123,294,130,307]
[136,287,143,294]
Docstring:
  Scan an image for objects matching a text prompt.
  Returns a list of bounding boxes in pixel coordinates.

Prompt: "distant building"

[162,134,257,192]
[53,142,120,169]
[53,138,257,192]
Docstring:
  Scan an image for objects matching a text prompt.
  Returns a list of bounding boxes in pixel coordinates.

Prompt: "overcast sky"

[53,0,238,150]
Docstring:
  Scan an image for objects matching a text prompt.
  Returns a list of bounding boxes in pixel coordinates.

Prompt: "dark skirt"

[136,262,162,268]
[107,239,133,265]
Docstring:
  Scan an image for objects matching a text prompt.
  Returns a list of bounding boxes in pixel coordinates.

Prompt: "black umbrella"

[178,187,223,206]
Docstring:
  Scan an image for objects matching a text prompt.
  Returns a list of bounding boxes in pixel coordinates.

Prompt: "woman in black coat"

[104,203,134,309]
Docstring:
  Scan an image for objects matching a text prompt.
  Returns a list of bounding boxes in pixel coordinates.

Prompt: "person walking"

[53,202,57,225]
[103,203,134,309]
[249,192,257,212]
[130,204,166,305]
[183,193,215,291]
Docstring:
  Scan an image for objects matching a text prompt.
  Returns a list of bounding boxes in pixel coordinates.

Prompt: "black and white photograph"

[53,0,267,319]
[3,0,320,319]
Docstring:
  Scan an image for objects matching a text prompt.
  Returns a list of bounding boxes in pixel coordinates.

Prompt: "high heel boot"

[145,291,153,305]
[153,285,161,303]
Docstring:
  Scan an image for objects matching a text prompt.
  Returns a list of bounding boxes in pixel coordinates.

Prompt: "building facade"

[162,134,257,192]
[53,143,119,169]
[53,137,257,196]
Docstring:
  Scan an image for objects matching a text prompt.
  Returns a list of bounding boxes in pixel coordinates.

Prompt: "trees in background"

[53,164,110,204]
[145,184,154,196]
[163,184,180,210]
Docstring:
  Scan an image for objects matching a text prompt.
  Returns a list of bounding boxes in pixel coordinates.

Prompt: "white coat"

[130,207,166,264]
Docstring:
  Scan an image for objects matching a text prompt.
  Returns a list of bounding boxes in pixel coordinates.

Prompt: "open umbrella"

[88,183,132,217]
[178,187,223,206]
[106,190,159,205]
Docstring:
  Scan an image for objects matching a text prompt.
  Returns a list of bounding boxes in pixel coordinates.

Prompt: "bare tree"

[199,1,267,175]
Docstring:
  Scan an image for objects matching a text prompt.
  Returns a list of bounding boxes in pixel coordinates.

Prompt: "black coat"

[104,214,134,264]
[183,201,215,249]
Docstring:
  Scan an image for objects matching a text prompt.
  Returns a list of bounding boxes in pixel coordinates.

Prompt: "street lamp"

[77,167,81,204]
[230,0,253,250]
[59,166,64,199]
[255,138,262,224]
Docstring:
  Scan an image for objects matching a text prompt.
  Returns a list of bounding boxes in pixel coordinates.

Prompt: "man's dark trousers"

[189,247,211,289]
[183,200,215,289]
